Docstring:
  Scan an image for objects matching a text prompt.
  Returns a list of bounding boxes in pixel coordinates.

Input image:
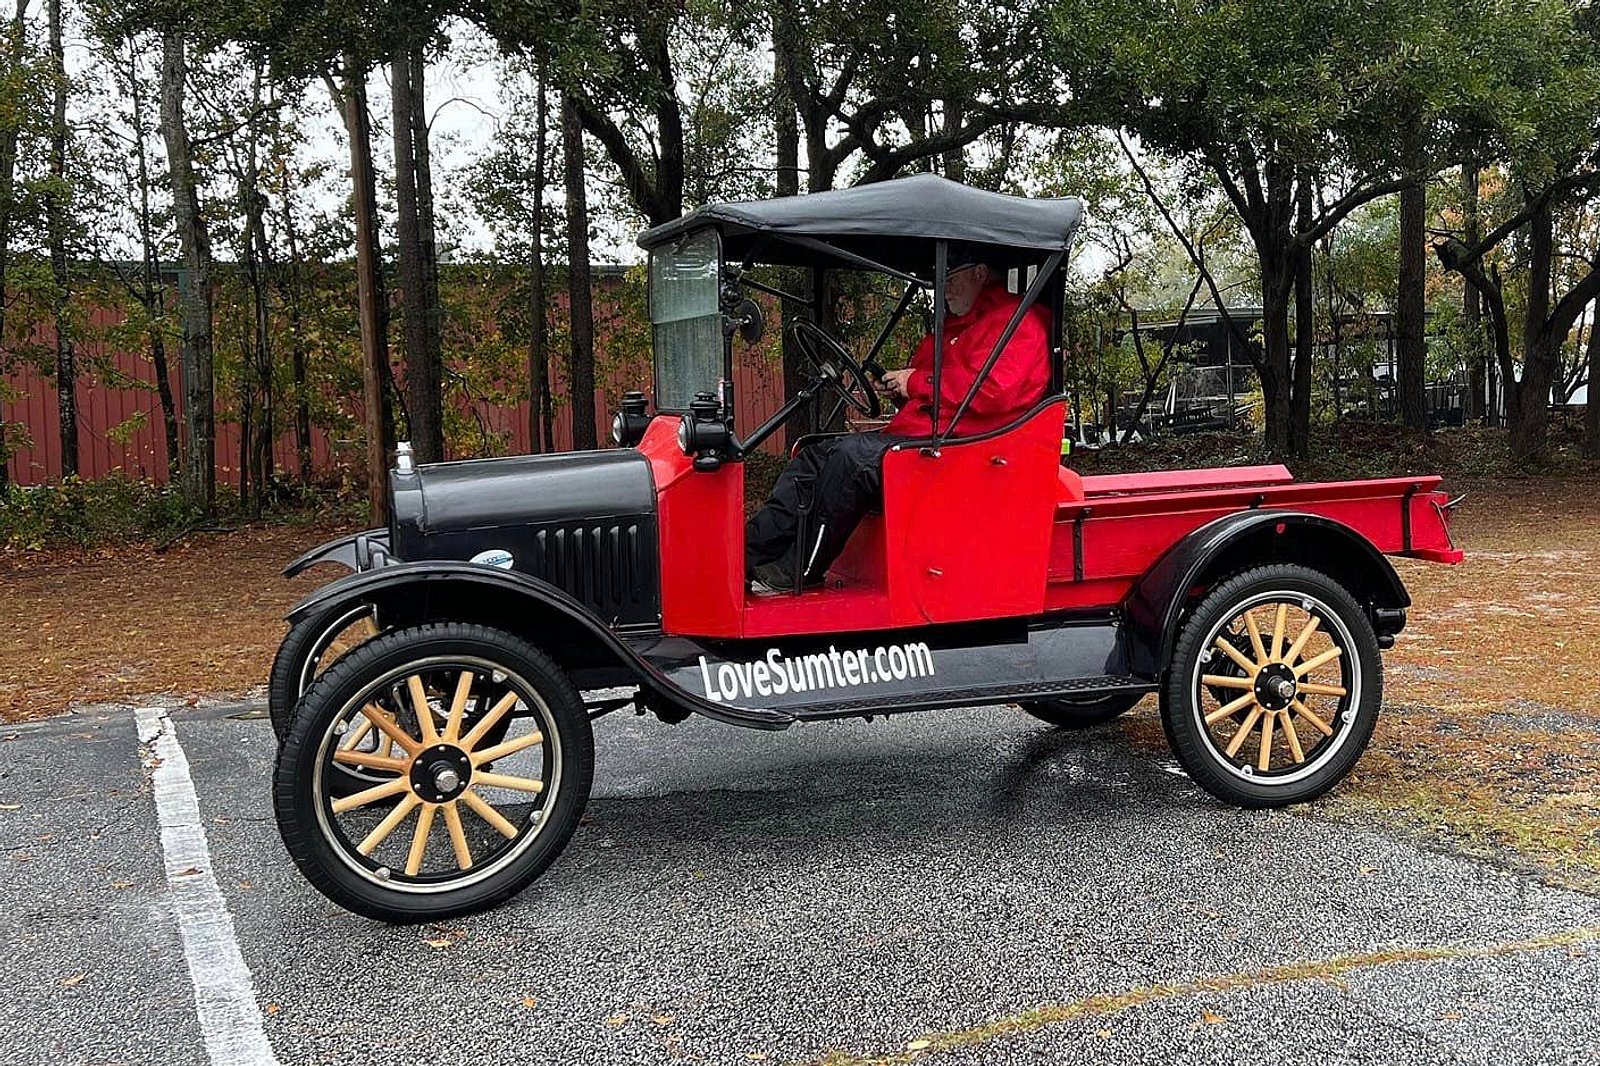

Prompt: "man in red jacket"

[746,247,1050,590]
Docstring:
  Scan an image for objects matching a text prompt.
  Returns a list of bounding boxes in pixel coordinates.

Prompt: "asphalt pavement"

[1,699,1596,1066]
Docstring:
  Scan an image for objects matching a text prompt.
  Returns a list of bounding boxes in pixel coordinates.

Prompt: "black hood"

[389,449,660,627]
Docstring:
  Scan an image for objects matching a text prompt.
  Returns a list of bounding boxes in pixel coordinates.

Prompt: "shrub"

[0,475,202,550]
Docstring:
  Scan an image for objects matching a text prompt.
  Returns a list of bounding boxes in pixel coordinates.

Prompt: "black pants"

[745,432,898,582]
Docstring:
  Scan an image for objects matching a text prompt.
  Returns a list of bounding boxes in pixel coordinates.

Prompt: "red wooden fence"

[2,287,788,488]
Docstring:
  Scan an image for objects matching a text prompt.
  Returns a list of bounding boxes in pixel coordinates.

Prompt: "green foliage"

[0,474,200,548]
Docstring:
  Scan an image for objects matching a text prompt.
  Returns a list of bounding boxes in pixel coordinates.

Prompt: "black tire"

[273,621,594,922]
[1018,691,1144,729]
[1161,563,1382,808]
[268,605,380,742]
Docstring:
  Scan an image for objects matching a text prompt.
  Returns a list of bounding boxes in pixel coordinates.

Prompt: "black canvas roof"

[636,174,1083,271]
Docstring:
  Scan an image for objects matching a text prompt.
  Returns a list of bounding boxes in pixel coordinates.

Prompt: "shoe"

[749,560,823,594]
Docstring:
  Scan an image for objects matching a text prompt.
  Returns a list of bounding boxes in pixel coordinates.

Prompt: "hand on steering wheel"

[788,318,882,420]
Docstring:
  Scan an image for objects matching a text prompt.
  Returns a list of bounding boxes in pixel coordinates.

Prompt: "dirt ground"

[2,480,1597,886]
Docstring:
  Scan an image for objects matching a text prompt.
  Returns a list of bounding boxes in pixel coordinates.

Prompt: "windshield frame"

[648,226,728,415]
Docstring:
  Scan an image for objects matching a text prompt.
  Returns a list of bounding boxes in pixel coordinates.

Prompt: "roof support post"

[931,239,948,441]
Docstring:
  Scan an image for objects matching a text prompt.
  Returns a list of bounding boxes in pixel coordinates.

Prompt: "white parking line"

[135,707,280,1066]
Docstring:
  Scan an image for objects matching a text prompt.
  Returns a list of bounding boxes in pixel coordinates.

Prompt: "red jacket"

[884,282,1051,437]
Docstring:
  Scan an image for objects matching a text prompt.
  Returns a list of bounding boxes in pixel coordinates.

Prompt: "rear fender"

[285,562,793,731]
[1124,510,1410,676]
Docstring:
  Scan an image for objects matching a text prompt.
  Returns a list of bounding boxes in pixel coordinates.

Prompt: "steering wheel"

[789,318,882,419]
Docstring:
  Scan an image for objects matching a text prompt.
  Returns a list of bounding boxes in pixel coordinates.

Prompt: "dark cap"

[948,241,1005,271]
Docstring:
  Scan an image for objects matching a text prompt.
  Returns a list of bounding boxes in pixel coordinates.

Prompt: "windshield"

[649,228,723,411]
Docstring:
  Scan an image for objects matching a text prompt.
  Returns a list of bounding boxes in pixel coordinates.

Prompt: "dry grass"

[0,521,349,719]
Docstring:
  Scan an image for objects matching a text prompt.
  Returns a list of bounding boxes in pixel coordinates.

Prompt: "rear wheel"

[268,605,381,742]
[273,621,594,922]
[1161,564,1381,808]
[1018,691,1144,729]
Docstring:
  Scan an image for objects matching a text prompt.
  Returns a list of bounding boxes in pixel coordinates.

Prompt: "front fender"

[283,529,392,579]
[285,561,794,731]
[1124,510,1409,677]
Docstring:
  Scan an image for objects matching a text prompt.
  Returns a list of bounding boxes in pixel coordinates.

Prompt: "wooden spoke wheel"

[274,622,594,922]
[1161,563,1381,808]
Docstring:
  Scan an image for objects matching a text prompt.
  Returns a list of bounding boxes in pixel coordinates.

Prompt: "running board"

[793,674,1155,721]
[630,618,1154,728]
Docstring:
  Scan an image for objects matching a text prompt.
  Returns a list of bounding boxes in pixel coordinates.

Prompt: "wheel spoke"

[1294,646,1342,677]
[1224,707,1264,758]
[408,676,439,745]
[461,691,521,752]
[460,788,519,838]
[474,770,545,794]
[1257,709,1275,771]
[404,803,437,876]
[332,749,409,773]
[331,776,410,814]
[1297,681,1348,697]
[1205,691,1257,724]
[357,794,421,855]
[358,616,380,639]
[1242,610,1268,664]
[443,669,475,744]
[340,716,375,752]
[442,801,473,870]
[1284,616,1321,665]
[1201,674,1255,691]
[1214,638,1258,674]
[1281,710,1306,763]
[1270,603,1289,661]
[359,703,421,756]
[1291,698,1334,736]
[470,730,545,766]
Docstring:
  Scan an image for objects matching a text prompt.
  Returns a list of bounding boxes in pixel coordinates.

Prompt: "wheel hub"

[409,743,472,803]
[1253,662,1298,711]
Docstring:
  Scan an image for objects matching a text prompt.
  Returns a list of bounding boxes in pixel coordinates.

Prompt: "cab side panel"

[880,400,1065,624]
[642,416,746,638]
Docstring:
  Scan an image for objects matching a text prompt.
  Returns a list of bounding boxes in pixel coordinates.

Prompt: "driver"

[745,244,1051,592]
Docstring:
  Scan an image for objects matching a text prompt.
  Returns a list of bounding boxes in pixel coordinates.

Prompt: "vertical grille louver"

[530,521,654,623]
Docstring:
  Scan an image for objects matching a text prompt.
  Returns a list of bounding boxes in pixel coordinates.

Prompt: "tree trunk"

[160,30,215,510]
[46,0,75,477]
[528,68,549,453]
[1258,254,1295,459]
[1290,180,1314,457]
[277,166,312,485]
[1584,300,1600,458]
[1461,164,1485,422]
[773,15,810,450]
[1396,181,1428,431]
[240,69,273,513]
[392,49,444,463]
[0,0,23,489]
[562,95,597,451]
[127,38,179,480]
[337,66,390,523]
[1510,203,1556,463]
[411,48,445,454]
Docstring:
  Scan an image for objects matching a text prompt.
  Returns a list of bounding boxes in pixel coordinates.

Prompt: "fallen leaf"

[521,996,539,1010]
[176,866,202,877]
[1096,1029,1113,1039]
[1201,1009,1227,1026]
[605,1014,630,1027]
[907,1038,933,1051]
[651,1014,675,1026]
[60,973,85,987]
[0,804,19,811]
[746,1054,770,1062]
[265,1003,281,1016]
[111,880,135,890]
[423,938,453,949]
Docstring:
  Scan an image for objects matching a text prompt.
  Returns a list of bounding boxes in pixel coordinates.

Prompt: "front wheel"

[273,621,594,922]
[1161,563,1381,808]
